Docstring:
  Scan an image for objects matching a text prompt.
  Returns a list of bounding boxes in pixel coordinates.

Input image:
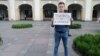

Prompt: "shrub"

[12,23,32,29]
[69,24,81,29]
[73,34,100,56]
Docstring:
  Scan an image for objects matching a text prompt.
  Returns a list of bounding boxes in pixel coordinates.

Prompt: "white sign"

[53,13,71,25]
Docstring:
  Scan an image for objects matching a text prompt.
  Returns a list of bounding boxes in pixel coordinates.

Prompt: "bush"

[69,24,81,29]
[12,23,32,29]
[73,34,100,56]
[0,36,3,45]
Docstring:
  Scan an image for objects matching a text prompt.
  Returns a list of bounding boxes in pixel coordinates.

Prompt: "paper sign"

[53,13,71,25]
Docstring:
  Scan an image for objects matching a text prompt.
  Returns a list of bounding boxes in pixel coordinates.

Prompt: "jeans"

[54,31,68,56]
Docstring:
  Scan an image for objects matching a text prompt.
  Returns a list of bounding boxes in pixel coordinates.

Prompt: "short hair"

[58,2,65,5]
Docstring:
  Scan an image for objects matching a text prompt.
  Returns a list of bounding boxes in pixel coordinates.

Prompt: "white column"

[59,0,66,2]
[8,0,16,20]
[34,0,41,21]
[85,0,92,21]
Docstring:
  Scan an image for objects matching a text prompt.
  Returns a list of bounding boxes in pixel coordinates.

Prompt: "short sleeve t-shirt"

[54,10,69,32]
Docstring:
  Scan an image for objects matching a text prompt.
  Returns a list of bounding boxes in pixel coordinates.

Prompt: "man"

[51,2,70,56]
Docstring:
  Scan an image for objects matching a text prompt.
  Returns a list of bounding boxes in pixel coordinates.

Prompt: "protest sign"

[53,13,71,25]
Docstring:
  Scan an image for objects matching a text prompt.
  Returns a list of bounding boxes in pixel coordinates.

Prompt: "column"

[34,0,41,21]
[59,0,66,3]
[85,0,92,21]
[8,0,16,20]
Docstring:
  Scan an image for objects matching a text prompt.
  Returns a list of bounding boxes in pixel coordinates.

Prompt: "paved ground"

[0,21,100,56]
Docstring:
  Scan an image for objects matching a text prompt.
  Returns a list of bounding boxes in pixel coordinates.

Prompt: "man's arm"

[70,18,74,25]
[51,18,54,27]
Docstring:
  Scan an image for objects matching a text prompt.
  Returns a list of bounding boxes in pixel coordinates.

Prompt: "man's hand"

[71,18,74,21]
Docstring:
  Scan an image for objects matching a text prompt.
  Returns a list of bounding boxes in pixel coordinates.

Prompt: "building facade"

[0,0,100,21]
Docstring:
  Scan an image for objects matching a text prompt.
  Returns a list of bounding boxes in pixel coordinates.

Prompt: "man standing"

[52,2,70,56]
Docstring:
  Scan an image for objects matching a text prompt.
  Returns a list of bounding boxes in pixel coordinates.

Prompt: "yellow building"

[0,0,100,21]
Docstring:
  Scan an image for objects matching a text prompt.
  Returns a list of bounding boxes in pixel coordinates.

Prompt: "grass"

[12,23,33,29]
[0,36,3,45]
[70,24,81,29]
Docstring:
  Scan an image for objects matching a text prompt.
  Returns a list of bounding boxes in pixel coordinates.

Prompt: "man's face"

[58,4,65,12]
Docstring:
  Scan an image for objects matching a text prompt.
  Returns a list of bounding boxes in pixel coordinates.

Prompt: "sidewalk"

[0,21,99,56]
